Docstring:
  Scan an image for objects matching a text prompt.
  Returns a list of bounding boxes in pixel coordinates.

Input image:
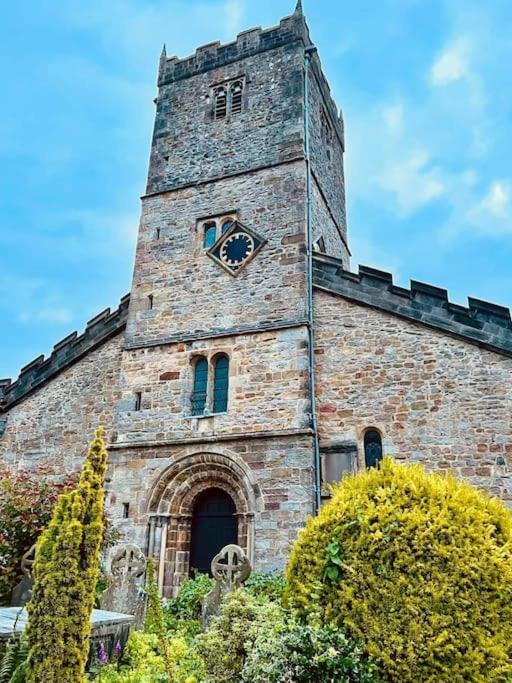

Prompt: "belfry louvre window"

[364,430,383,469]
[230,81,243,115]
[213,355,229,413]
[191,357,208,415]
[214,86,228,119]
[212,79,245,119]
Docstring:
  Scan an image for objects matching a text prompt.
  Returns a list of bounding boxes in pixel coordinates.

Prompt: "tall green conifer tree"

[25,427,108,683]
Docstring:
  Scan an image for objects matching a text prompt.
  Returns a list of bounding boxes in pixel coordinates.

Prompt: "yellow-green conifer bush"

[25,427,108,683]
[284,458,512,683]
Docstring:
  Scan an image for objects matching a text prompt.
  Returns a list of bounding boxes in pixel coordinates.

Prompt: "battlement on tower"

[313,254,512,357]
[158,12,310,86]
[0,294,130,411]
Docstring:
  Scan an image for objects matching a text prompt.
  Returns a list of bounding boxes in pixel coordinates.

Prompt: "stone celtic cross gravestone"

[100,544,146,624]
[10,544,36,607]
[201,544,251,627]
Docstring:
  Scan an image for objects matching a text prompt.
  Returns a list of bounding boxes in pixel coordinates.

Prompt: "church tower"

[108,2,350,594]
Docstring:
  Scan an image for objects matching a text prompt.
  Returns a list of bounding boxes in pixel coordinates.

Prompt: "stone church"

[1,2,511,595]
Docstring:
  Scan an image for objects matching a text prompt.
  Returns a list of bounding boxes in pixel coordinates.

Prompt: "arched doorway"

[189,488,238,575]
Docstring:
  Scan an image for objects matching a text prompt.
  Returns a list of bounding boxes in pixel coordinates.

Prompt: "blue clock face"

[208,222,265,276]
[220,232,255,268]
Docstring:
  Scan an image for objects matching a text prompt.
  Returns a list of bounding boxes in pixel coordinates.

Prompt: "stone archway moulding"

[145,450,260,596]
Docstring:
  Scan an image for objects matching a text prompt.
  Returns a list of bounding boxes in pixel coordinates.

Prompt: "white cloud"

[224,0,246,36]
[376,151,445,216]
[383,103,404,135]
[19,307,73,325]
[481,181,510,217]
[430,39,471,87]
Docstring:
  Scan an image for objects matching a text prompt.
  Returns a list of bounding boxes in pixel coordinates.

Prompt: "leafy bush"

[244,572,285,603]
[25,428,108,683]
[0,469,71,605]
[243,620,380,683]
[197,589,284,683]
[0,467,120,607]
[284,457,512,682]
[94,631,203,683]
[164,574,214,636]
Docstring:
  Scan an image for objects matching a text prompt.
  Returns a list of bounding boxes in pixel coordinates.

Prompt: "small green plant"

[0,633,28,683]
[164,573,214,636]
[25,427,108,683]
[244,572,285,602]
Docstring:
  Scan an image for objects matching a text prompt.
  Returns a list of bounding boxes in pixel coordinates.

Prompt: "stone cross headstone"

[10,544,36,607]
[100,544,146,624]
[201,544,251,627]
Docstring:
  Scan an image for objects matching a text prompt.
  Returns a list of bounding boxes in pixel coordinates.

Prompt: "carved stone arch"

[146,450,258,596]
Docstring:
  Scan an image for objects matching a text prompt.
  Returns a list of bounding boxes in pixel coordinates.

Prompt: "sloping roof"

[313,254,512,358]
[0,294,130,411]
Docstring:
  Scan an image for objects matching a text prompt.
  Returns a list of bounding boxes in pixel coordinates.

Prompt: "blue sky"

[1,0,511,380]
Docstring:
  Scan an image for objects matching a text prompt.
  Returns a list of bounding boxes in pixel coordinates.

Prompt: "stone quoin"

[1,3,511,596]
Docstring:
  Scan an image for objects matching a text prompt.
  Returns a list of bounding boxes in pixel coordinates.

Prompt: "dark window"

[156,228,161,240]
[148,294,154,310]
[213,355,229,413]
[230,81,243,115]
[134,392,142,412]
[191,357,208,415]
[364,430,383,469]
[122,502,130,519]
[189,488,238,575]
[203,222,217,249]
[214,86,227,119]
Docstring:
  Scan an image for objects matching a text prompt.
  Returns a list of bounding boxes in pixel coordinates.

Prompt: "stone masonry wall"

[0,334,123,474]
[314,288,512,501]
[148,39,304,195]
[307,55,348,264]
[127,162,308,346]
[114,326,310,444]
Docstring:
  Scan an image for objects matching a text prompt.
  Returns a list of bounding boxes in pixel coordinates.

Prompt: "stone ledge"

[313,254,512,357]
[0,294,130,412]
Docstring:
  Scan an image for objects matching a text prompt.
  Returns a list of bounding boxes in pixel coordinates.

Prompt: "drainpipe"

[303,45,322,514]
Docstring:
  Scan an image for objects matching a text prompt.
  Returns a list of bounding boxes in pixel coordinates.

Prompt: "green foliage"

[197,589,285,683]
[164,573,214,636]
[94,631,203,683]
[242,620,380,683]
[285,457,512,682]
[25,427,108,683]
[244,572,285,603]
[0,468,71,605]
[0,634,28,683]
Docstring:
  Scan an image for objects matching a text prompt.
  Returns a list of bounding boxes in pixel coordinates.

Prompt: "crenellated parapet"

[313,254,512,357]
[158,12,310,87]
[0,294,130,411]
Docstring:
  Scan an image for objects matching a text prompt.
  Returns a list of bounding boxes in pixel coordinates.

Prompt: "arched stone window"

[213,354,229,414]
[191,357,208,415]
[214,86,227,119]
[364,429,383,469]
[203,221,217,249]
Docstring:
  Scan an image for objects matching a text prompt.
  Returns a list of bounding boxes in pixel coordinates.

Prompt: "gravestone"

[201,544,251,627]
[100,544,146,624]
[10,544,36,607]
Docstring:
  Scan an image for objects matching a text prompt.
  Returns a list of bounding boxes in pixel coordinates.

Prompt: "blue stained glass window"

[213,355,229,413]
[203,222,217,249]
[191,357,208,415]
[364,430,383,469]
[222,219,234,234]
